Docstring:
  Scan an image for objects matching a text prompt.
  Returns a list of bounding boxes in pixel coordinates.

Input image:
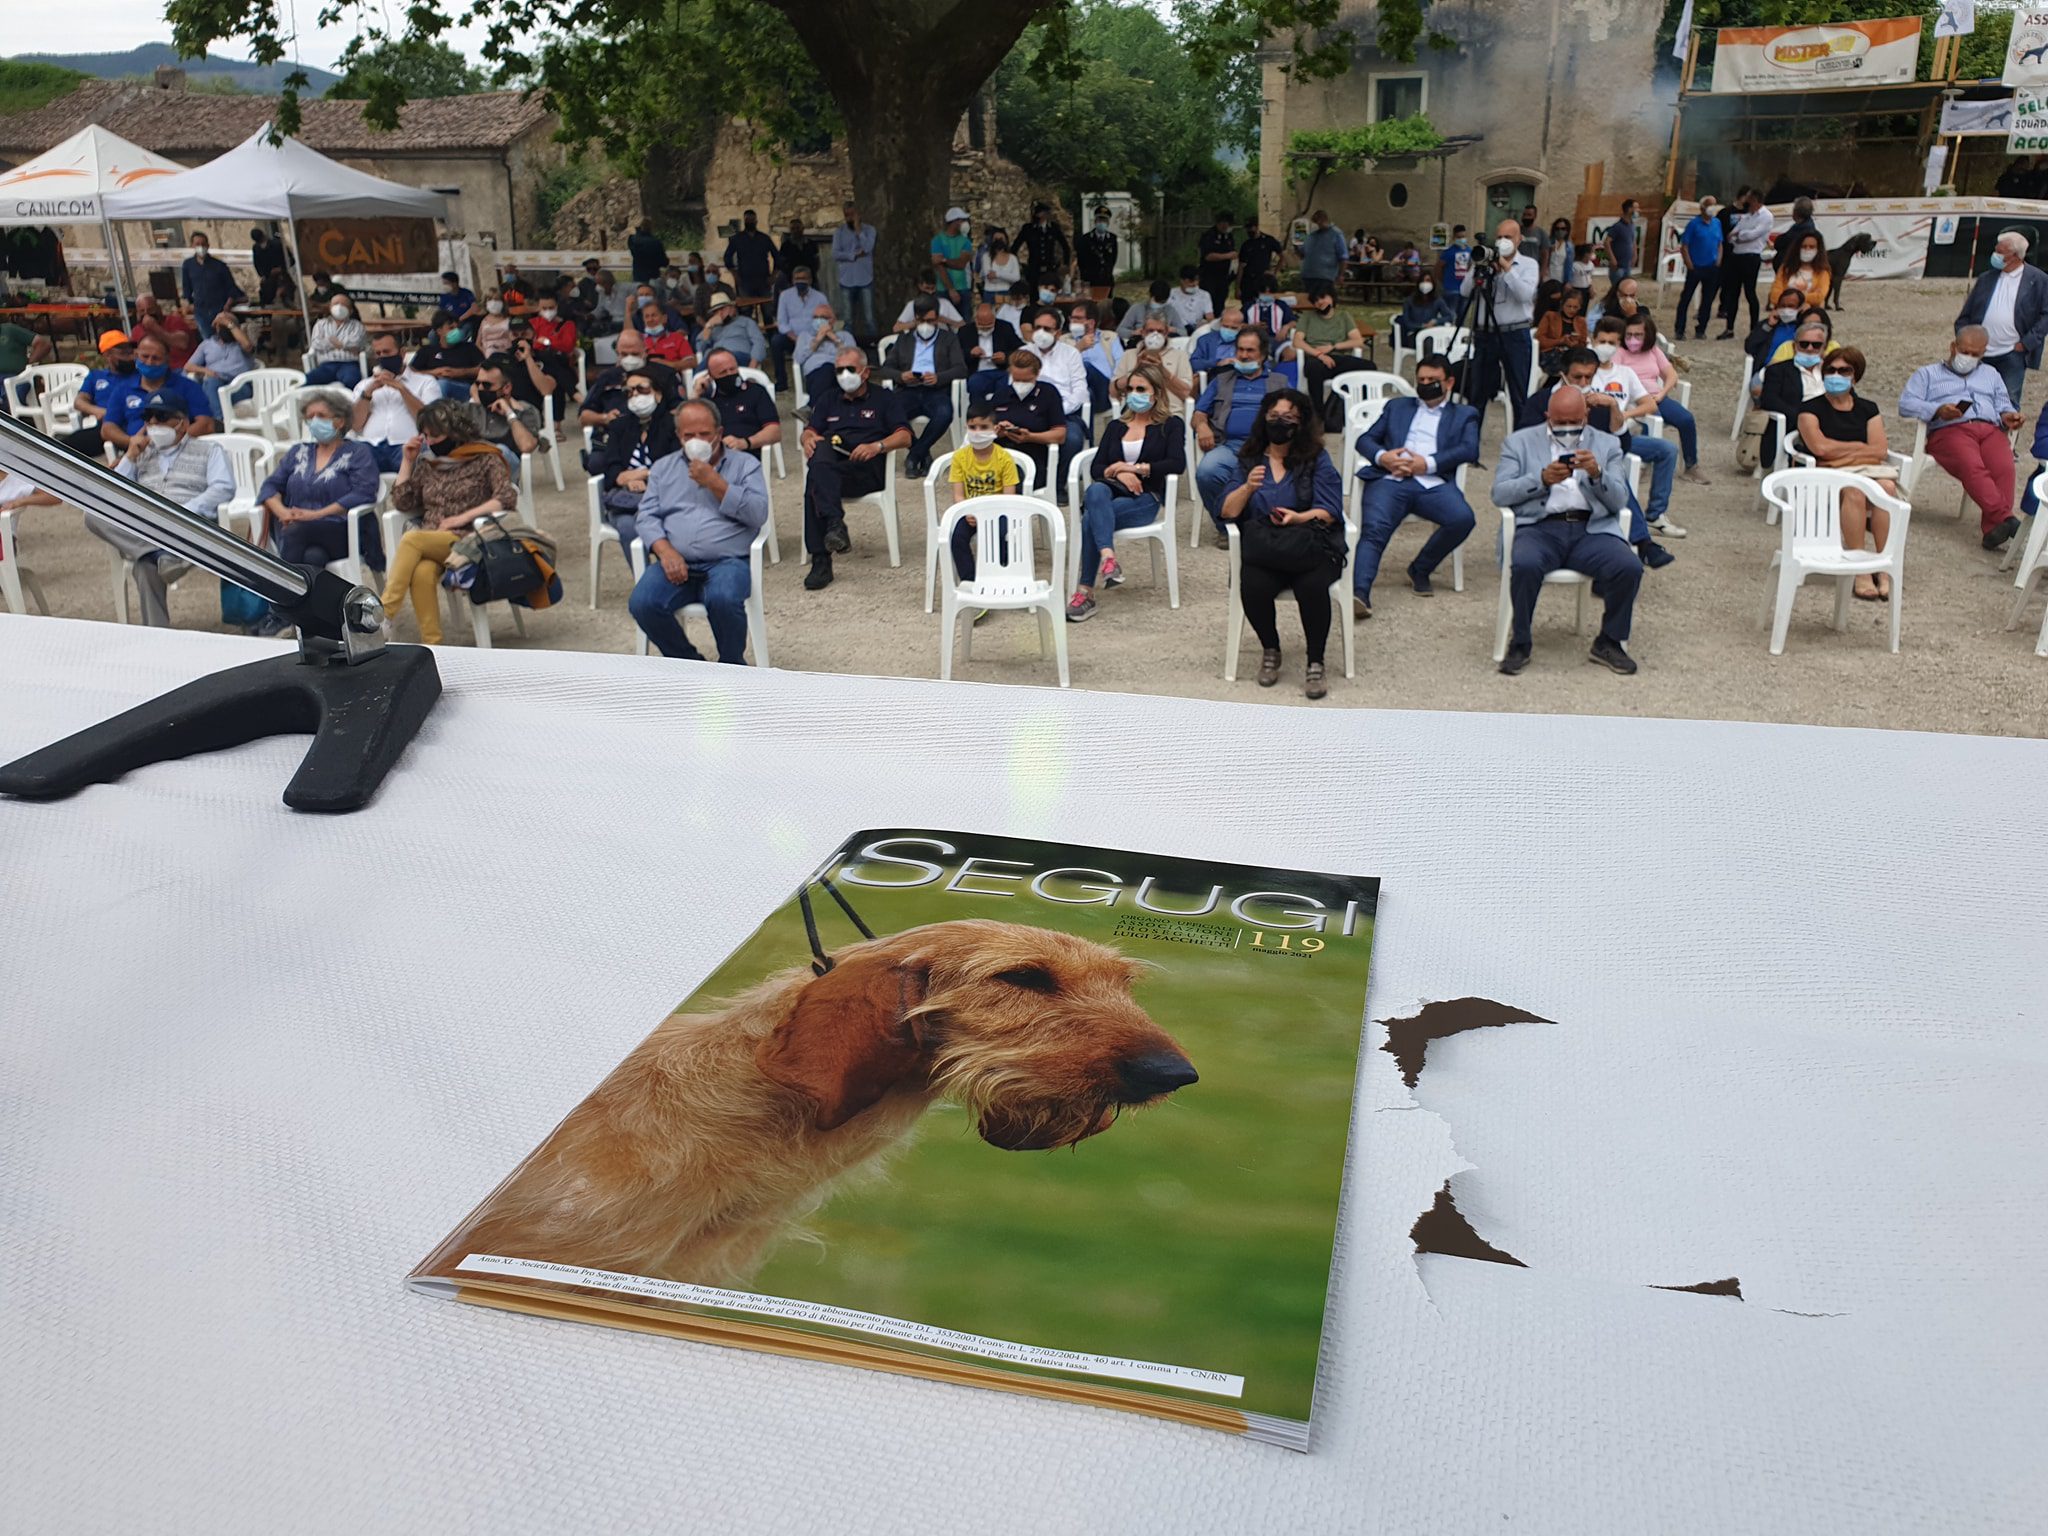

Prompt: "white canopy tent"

[101,126,450,351]
[0,126,189,325]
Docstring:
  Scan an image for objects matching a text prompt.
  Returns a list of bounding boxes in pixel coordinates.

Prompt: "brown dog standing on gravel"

[447,920,1199,1285]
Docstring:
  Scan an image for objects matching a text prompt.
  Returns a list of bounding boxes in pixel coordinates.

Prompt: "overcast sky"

[6,0,493,74]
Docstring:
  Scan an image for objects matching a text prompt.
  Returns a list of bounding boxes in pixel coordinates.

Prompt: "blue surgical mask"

[1821,374,1853,395]
[1793,350,1822,369]
[1991,252,2010,271]
[1232,358,1260,376]
[137,362,167,382]
[1125,392,1153,415]
[307,417,340,443]
[1214,327,1238,344]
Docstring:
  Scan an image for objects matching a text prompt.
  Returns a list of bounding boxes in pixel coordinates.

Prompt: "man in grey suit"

[1493,385,1642,676]
[1953,231,2048,409]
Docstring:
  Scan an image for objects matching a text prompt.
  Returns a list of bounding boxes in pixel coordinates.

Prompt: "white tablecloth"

[3,614,2043,1534]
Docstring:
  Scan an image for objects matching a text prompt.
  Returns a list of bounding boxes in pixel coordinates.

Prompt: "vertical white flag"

[1673,0,1695,60]
[1935,1,1976,40]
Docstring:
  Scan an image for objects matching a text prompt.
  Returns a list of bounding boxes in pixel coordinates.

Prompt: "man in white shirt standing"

[1717,188,1778,339]
[1461,218,1540,423]
[1023,303,1090,501]
[1955,231,2048,409]
[350,332,442,473]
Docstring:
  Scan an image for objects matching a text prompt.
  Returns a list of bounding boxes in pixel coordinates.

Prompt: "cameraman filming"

[1462,217,1540,422]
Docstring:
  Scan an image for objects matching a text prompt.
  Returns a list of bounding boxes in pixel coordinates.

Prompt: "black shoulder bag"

[1237,454,1345,575]
[466,514,546,606]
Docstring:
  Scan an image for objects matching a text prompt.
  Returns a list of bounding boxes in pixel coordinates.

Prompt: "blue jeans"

[1654,397,1699,466]
[198,374,254,422]
[841,284,876,337]
[1084,367,1112,418]
[1079,483,1160,586]
[1057,412,1086,502]
[628,553,751,662]
[367,439,405,473]
[1623,431,1677,521]
[1196,443,1243,525]
[1353,477,1475,602]
[440,380,473,402]
[305,360,361,388]
[1988,350,2028,411]
[1508,519,1641,649]
[897,384,953,459]
[966,370,1005,412]
[769,331,797,389]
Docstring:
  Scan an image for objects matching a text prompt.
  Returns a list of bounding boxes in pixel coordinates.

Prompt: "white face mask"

[1032,327,1056,348]
[1496,236,1517,258]
[682,437,716,462]
[1592,341,1618,363]
[620,354,645,372]
[1418,281,1433,295]
[1951,353,1982,375]
[915,321,937,340]
[1069,321,1088,339]
[1010,376,1032,398]
[626,394,658,418]
[145,424,179,449]
[329,304,349,321]
[1143,332,1166,352]
[486,300,505,315]
[965,428,997,449]
[538,308,556,321]
[836,368,863,392]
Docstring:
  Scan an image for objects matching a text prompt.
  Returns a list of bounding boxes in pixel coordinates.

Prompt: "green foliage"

[324,39,488,113]
[0,60,87,115]
[1287,113,1444,176]
[534,157,606,230]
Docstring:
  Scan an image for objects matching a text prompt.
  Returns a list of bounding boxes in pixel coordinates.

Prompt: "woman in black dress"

[1794,346,1895,600]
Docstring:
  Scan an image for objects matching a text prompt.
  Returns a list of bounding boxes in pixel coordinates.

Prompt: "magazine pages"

[411,830,1379,1450]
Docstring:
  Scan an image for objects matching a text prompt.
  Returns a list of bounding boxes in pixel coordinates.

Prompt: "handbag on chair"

[463,514,547,605]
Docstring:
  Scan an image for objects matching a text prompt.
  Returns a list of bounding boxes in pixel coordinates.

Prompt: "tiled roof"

[0,78,552,160]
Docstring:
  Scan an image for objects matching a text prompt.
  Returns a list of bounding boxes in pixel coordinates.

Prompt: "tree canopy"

[324,39,488,112]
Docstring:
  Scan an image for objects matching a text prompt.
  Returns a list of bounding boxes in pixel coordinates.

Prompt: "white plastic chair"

[225,368,307,444]
[734,367,789,480]
[1412,324,1471,369]
[948,376,970,451]
[625,526,773,666]
[1731,353,1754,441]
[1063,447,1180,607]
[207,432,277,543]
[1,507,49,616]
[1222,512,1357,683]
[801,444,902,565]
[533,395,566,492]
[2003,467,2044,577]
[2006,475,2048,656]
[1758,468,1912,655]
[1773,419,1912,524]
[378,505,528,648]
[920,448,1037,612]
[937,495,1069,687]
[1900,418,2019,520]
[1658,250,1685,285]
[1328,370,1416,422]
[1490,488,1644,664]
[328,503,383,586]
[7,363,87,432]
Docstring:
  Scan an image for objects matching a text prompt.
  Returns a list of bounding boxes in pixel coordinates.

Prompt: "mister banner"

[1711,18,1922,94]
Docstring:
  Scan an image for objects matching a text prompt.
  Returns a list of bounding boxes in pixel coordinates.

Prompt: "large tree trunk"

[774,0,1044,318]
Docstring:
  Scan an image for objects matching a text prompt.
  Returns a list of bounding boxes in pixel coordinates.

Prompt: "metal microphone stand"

[0,413,440,812]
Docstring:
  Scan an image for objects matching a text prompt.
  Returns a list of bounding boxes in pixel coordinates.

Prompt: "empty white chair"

[1327,370,1415,421]
[1063,448,1179,608]
[1758,468,1912,656]
[1412,324,1471,370]
[625,526,774,667]
[7,363,87,433]
[948,376,970,451]
[1,506,49,616]
[2006,480,2048,656]
[533,394,567,492]
[587,474,629,608]
[937,495,1069,687]
[225,368,306,443]
[920,447,1036,612]
[206,432,277,543]
[1222,513,1357,682]
[801,445,902,565]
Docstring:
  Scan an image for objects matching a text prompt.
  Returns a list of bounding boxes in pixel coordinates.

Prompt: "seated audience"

[1536,286,1588,376]
[1189,306,1244,377]
[474,294,514,356]
[1067,362,1186,623]
[382,400,515,644]
[698,291,768,368]
[94,333,215,454]
[687,347,782,462]
[628,398,770,662]
[1113,312,1194,405]
[1244,277,1296,355]
[977,231,1022,312]
[987,347,1069,500]
[1794,346,1895,600]
[771,264,824,390]
[1218,388,1346,699]
[1747,296,1815,377]
[528,292,581,394]
[945,401,1024,590]
[1067,300,1123,418]
[1394,281,1456,352]
[1019,304,1092,495]
[495,263,533,308]
[473,357,543,473]
[792,302,857,392]
[304,296,367,387]
[592,368,680,558]
[1584,316,1682,546]
[882,296,966,477]
[1899,325,2027,549]
[1536,346,1671,562]
[1294,281,1369,409]
[1351,355,1478,618]
[1769,230,1832,313]
[435,271,476,330]
[799,347,912,589]
[256,387,382,600]
[1193,325,1286,536]
[634,298,697,366]
[61,330,140,455]
[185,310,256,422]
[1116,279,1184,342]
[504,330,560,422]
[1493,384,1640,676]
[1756,318,1833,466]
[894,272,964,332]
[1167,266,1214,333]
[0,318,54,413]
[580,330,678,434]
[1612,308,1708,485]
[351,333,442,473]
[411,321,484,402]
[131,295,197,370]
[962,300,1026,410]
[90,388,232,626]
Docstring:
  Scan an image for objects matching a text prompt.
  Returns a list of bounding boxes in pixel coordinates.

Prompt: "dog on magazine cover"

[456,919,1199,1285]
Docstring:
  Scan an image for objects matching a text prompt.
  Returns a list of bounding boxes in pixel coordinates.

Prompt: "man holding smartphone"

[1899,325,2028,549]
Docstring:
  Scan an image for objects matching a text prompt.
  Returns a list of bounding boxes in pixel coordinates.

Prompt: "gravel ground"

[9,278,2044,737]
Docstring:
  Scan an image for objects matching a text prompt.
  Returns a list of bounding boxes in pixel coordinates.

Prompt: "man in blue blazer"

[1351,356,1480,615]
[1954,231,2048,408]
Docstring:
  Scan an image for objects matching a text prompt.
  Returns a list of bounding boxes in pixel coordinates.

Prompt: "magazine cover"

[411,830,1378,1449]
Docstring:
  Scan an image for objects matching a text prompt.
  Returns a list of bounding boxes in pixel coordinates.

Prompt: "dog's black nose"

[1118,1050,1199,1098]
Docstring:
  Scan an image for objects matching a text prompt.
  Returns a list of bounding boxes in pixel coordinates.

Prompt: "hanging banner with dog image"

[2005,9,2048,85]
[412,829,1379,1450]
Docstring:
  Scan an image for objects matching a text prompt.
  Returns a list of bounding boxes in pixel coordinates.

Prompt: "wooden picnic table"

[0,303,121,354]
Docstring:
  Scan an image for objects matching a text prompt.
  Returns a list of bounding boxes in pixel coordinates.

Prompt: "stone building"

[0,72,564,250]
[1259,0,1675,240]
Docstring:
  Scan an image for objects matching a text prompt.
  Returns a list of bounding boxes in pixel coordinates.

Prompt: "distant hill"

[4,44,338,94]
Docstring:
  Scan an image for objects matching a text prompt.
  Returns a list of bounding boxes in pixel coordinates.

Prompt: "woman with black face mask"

[1217,387,1348,699]
[382,399,516,645]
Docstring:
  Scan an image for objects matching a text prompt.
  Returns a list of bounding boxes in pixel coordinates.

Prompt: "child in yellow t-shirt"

[947,404,1020,586]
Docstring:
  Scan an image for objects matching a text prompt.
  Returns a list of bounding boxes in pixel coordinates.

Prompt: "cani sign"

[296,218,440,276]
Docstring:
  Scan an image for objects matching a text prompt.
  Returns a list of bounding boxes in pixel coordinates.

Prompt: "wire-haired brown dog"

[443,920,1198,1286]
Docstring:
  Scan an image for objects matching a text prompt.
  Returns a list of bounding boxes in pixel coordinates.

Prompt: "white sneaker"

[1649,514,1687,538]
